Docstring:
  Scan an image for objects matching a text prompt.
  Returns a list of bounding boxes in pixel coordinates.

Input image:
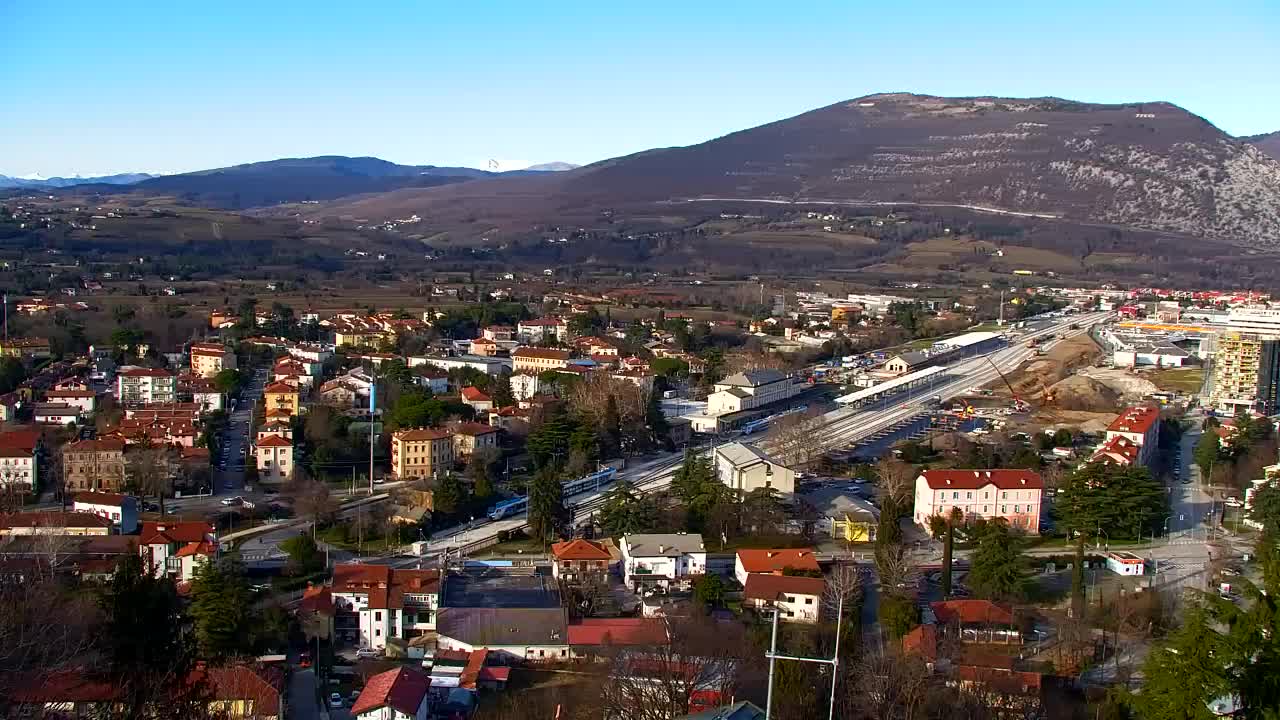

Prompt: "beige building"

[706,369,798,416]
[1210,332,1280,414]
[190,342,237,378]
[511,347,572,373]
[117,368,177,405]
[391,428,454,479]
[451,422,499,458]
[256,434,294,484]
[264,381,301,416]
[713,442,796,496]
[0,511,113,537]
[63,438,127,493]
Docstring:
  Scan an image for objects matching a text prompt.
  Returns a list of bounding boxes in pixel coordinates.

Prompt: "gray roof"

[718,369,786,388]
[715,442,781,470]
[682,701,766,720]
[623,533,705,557]
[722,387,751,398]
[1134,344,1189,357]
[893,351,928,367]
[436,607,567,647]
[801,486,880,521]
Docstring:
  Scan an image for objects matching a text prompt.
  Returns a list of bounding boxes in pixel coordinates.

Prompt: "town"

[0,272,1276,720]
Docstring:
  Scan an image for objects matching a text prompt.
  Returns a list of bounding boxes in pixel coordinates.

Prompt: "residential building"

[706,369,799,416]
[884,351,928,375]
[517,317,568,344]
[351,666,432,720]
[62,438,127,493]
[802,486,878,542]
[256,434,294,484]
[73,492,139,534]
[0,446,36,491]
[190,342,237,378]
[510,372,541,401]
[44,388,97,414]
[742,574,825,623]
[619,533,707,590]
[117,367,177,404]
[330,564,441,650]
[0,337,52,360]
[511,347,572,373]
[483,325,515,342]
[450,422,498,459]
[409,354,510,376]
[0,511,113,537]
[436,607,570,663]
[33,402,80,425]
[1210,331,1280,414]
[390,428,454,480]
[1103,406,1161,467]
[263,381,301,416]
[411,366,449,394]
[912,469,1043,535]
[459,386,493,412]
[733,548,819,586]
[192,387,224,413]
[1089,435,1141,466]
[298,584,335,640]
[138,521,217,581]
[469,337,498,357]
[551,538,613,582]
[567,617,668,659]
[713,442,795,496]
[318,379,361,408]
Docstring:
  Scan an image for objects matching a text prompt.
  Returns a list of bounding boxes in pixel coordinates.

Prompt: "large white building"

[619,533,707,591]
[706,369,799,416]
[714,442,796,496]
[912,469,1043,535]
[330,564,441,651]
[117,367,177,405]
[1102,405,1162,467]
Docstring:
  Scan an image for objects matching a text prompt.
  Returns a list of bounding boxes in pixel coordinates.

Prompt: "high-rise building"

[1210,332,1280,414]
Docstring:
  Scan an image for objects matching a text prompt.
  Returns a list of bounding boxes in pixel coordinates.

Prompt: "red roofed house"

[0,445,37,492]
[510,346,572,373]
[567,618,669,658]
[255,434,295,485]
[902,624,1042,706]
[351,666,431,719]
[450,422,498,458]
[551,538,613,582]
[298,584,335,640]
[742,574,825,624]
[1103,406,1161,467]
[73,491,139,534]
[913,470,1043,535]
[469,337,498,357]
[330,563,441,651]
[1090,435,1141,466]
[138,520,217,582]
[459,386,493,413]
[0,511,113,537]
[733,548,819,586]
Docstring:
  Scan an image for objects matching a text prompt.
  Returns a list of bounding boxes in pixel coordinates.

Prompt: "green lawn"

[1150,367,1205,394]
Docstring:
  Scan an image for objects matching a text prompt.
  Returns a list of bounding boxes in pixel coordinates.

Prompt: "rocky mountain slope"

[1246,131,1280,161]
[312,94,1280,248]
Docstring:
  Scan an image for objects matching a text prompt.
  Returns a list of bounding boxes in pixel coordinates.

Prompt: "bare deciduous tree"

[766,410,828,467]
[876,457,917,506]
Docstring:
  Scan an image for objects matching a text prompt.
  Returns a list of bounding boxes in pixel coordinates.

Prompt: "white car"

[220,496,244,506]
[329,693,344,708]
[355,647,382,659]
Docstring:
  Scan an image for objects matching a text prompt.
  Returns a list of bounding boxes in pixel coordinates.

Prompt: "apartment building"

[0,446,37,490]
[256,434,294,484]
[619,533,707,591]
[62,438,127,493]
[1103,406,1162,467]
[1210,332,1280,414]
[450,422,499,458]
[331,564,441,650]
[390,428,454,479]
[138,520,217,581]
[913,469,1043,535]
[190,342,237,378]
[263,381,301,416]
[117,367,177,404]
[516,317,568,344]
[511,347,572,373]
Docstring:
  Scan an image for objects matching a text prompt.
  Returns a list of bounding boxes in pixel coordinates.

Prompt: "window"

[1001,506,1007,514]
[786,596,796,603]
[805,598,814,605]
[952,491,959,499]
[966,492,972,499]
[1001,492,1008,499]
[1014,505,1020,513]
[375,611,382,621]
[375,629,381,637]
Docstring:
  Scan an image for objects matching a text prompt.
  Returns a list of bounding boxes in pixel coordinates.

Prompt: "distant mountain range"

[308,93,1280,249]
[0,172,158,189]
[9,156,580,208]
[1245,131,1280,161]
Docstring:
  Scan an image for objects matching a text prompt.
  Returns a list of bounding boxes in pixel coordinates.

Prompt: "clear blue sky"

[2,0,1276,176]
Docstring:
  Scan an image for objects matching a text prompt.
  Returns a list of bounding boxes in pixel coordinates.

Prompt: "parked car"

[355,647,382,659]
[220,496,243,506]
[329,693,344,708]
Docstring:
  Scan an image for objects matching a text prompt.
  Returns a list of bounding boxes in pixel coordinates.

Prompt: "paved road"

[288,668,320,720]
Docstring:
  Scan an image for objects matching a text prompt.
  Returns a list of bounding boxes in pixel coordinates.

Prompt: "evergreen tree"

[189,559,254,659]
[528,466,567,542]
[967,520,1029,601]
[598,481,657,536]
[490,373,515,408]
[1071,533,1086,619]
[1055,462,1169,540]
[602,395,623,458]
[671,450,728,531]
[433,472,466,517]
[645,389,671,449]
[469,452,496,505]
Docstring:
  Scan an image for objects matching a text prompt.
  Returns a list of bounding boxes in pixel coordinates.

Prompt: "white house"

[619,533,707,590]
[255,434,294,484]
[330,564,440,651]
[516,317,568,344]
[138,521,217,582]
[193,389,224,413]
[714,442,796,496]
[510,372,541,402]
[1104,406,1161,467]
[0,447,37,491]
[73,491,139,534]
[33,403,80,425]
[435,607,570,663]
[350,666,432,720]
[706,369,799,416]
[742,574,825,624]
[44,388,97,415]
[912,469,1043,536]
[733,548,819,587]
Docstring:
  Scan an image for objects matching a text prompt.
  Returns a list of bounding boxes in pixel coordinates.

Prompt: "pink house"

[913,469,1043,535]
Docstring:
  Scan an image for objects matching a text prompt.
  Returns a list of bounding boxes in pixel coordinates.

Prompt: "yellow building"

[263,381,301,416]
[390,428,454,479]
[190,342,237,378]
[511,346,572,373]
[1210,332,1280,414]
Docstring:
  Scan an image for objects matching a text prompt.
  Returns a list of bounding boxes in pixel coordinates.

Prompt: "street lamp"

[1162,514,1173,539]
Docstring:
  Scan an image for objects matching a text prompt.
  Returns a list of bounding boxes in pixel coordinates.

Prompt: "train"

[486,467,619,521]
[736,405,809,436]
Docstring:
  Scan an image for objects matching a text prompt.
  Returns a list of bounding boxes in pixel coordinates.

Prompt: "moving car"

[220,496,245,506]
[329,693,344,708]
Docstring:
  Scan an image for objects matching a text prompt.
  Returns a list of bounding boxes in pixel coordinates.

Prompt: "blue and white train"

[486,466,619,521]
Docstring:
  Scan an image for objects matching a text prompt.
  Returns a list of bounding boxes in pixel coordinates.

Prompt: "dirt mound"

[1049,375,1123,412]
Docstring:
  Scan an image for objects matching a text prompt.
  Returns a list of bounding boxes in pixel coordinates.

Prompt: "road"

[384,312,1110,567]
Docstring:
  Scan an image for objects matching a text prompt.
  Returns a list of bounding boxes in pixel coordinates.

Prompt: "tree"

[692,573,726,611]
[433,472,467,517]
[598,482,657,537]
[1194,431,1221,475]
[124,445,174,517]
[288,476,336,536]
[878,593,919,639]
[189,559,254,659]
[212,368,243,395]
[469,448,498,505]
[0,357,26,394]
[875,457,917,506]
[670,451,728,533]
[967,520,1028,601]
[490,373,515,408]
[281,533,324,575]
[1250,483,1280,535]
[1055,462,1169,540]
[527,466,567,542]
[644,389,671,450]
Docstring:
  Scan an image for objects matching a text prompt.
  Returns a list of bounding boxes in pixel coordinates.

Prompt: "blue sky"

[2,0,1277,176]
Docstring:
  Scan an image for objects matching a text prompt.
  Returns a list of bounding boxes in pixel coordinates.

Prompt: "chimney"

[985,471,992,478]
[659,545,665,554]
[767,551,777,559]
[972,471,979,478]
[1021,478,1027,485]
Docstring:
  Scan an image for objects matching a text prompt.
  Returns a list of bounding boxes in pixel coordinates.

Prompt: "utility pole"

[764,592,845,720]
[998,289,1005,327]
[369,381,376,494]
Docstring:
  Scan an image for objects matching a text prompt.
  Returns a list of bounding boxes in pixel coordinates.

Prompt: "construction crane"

[984,355,1030,413]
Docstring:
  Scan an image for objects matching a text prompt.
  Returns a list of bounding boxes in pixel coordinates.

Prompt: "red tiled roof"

[0,511,113,530]
[394,427,451,442]
[736,548,819,575]
[0,446,33,458]
[256,434,292,448]
[453,421,497,437]
[139,521,214,546]
[74,491,128,506]
[119,367,174,378]
[45,389,96,398]
[331,564,440,610]
[512,347,572,360]
[6,670,121,703]
[930,599,1015,626]
[902,624,938,660]
[205,665,283,716]
[460,386,491,402]
[954,665,1043,693]
[743,573,825,601]
[567,618,668,646]
[459,649,486,690]
[1090,435,1139,465]
[351,667,431,716]
[520,318,566,327]
[65,438,126,453]
[175,540,216,558]
[919,469,1043,491]
[0,430,41,452]
[551,538,612,561]
[1107,405,1160,435]
[299,584,335,615]
[264,381,298,394]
